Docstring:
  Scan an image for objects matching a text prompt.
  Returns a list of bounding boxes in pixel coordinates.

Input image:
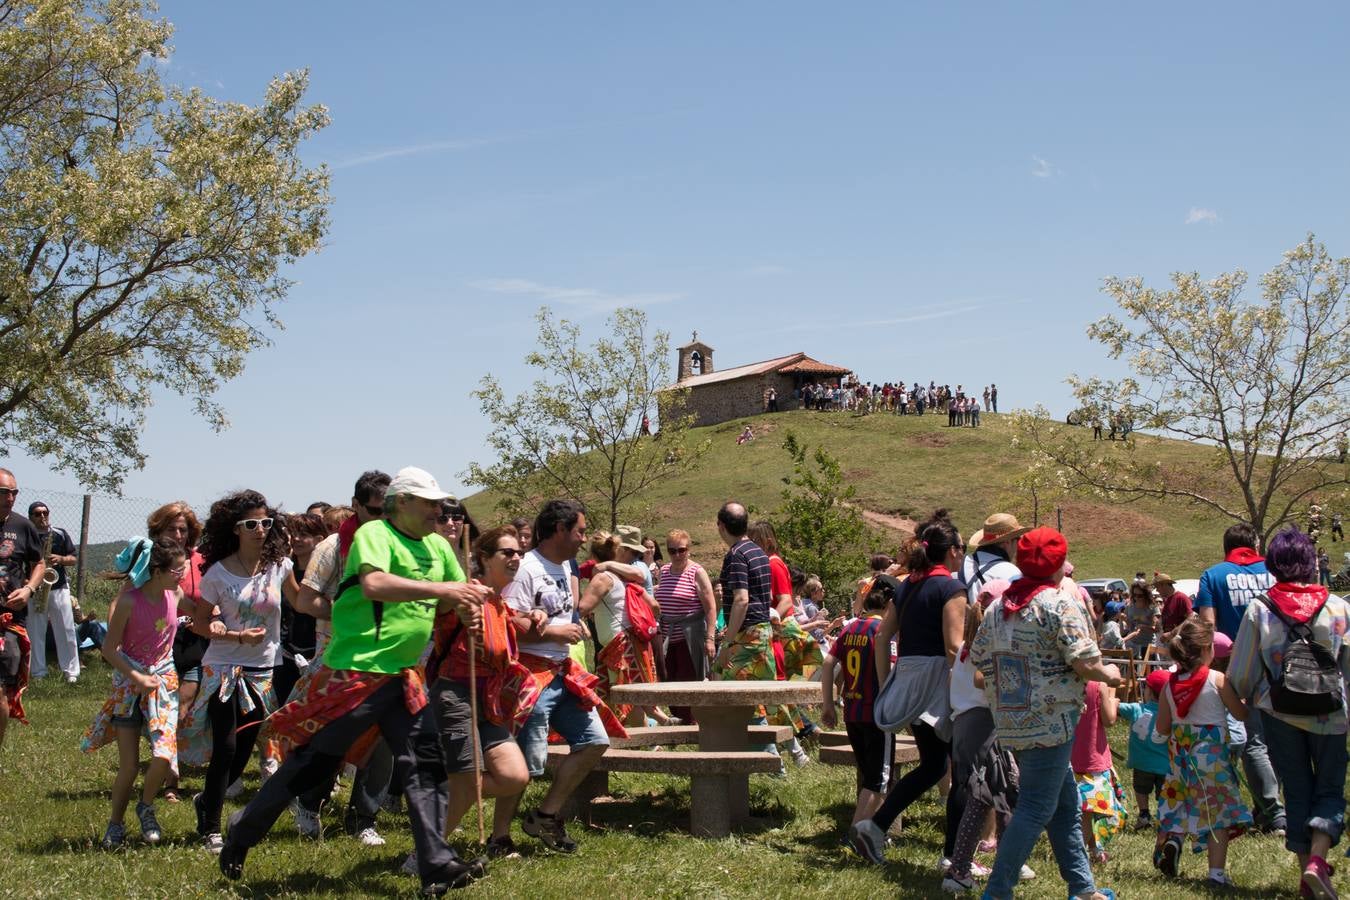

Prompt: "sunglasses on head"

[437,513,466,524]
[236,517,274,531]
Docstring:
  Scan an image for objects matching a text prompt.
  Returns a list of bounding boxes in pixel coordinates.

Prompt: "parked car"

[1078,577,1129,601]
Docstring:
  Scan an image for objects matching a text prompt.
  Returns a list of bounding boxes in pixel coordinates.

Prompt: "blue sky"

[8,1,1350,513]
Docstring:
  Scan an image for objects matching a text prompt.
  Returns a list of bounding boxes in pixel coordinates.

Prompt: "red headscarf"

[1266,582,1329,625]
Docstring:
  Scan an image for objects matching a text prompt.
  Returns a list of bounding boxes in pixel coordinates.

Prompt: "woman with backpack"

[1229,527,1350,900]
[580,530,664,725]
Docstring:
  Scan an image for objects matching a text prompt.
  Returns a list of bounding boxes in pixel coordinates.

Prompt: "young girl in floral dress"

[1154,618,1252,888]
[1072,679,1129,863]
[82,536,185,849]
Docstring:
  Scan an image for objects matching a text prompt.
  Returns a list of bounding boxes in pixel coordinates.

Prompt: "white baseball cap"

[386,466,455,502]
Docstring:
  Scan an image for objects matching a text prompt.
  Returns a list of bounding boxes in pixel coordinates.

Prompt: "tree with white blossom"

[1013,235,1350,544]
[0,0,331,490]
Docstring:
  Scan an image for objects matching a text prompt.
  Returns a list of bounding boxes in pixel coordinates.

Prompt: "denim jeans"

[1262,711,1347,854]
[982,740,1095,900]
[1242,711,1288,830]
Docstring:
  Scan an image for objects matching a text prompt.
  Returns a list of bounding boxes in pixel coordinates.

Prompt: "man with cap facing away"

[961,513,1028,606]
[220,466,493,895]
[970,527,1122,900]
[1153,572,1191,642]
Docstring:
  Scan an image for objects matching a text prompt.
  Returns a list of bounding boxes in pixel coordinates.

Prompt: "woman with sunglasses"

[654,529,716,723]
[425,525,541,860]
[178,490,299,853]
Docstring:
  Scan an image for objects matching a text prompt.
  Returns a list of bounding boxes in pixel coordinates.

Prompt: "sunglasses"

[437,513,466,524]
[494,547,524,558]
[667,546,689,554]
[30,509,48,517]
[0,487,17,498]
[236,517,274,531]
[362,503,384,517]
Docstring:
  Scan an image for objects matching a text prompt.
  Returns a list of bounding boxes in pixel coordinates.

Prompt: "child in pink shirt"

[1071,680,1128,863]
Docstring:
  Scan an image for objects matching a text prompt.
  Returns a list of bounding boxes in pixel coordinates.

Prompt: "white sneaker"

[65,674,78,684]
[970,861,991,878]
[400,850,418,876]
[260,757,279,781]
[224,778,244,800]
[938,857,952,873]
[292,801,321,839]
[357,827,385,847]
[792,747,811,767]
[1020,864,1037,880]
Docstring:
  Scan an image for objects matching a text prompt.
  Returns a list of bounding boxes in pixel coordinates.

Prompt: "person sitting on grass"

[81,536,186,850]
[821,576,891,833]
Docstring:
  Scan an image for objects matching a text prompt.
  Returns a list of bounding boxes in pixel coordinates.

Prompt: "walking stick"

[463,526,486,845]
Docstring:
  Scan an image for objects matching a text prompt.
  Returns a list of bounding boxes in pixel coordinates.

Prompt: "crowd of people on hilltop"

[3,460,1350,899]
[794,380,999,424]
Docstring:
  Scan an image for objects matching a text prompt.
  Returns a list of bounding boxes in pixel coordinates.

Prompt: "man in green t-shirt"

[223,467,492,895]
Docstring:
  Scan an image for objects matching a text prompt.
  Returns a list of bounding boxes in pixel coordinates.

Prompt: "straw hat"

[971,512,1032,549]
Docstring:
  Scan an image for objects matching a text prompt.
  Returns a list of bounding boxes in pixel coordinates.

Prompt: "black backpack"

[1258,593,1345,717]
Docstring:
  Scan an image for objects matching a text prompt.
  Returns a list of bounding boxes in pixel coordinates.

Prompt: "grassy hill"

[465,409,1247,590]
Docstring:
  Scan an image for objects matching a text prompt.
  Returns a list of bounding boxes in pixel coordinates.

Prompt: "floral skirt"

[1159,723,1252,843]
[176,664,276,767]
[1076,767,1128,846]
[81,655,179,763]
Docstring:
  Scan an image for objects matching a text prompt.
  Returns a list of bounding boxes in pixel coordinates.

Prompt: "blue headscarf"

[114,536,154,588]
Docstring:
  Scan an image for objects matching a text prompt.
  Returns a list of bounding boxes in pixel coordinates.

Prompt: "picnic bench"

[815,729,921,767]
[558,680,823,837]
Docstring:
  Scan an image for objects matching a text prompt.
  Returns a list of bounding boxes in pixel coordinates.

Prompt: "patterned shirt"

[1227,593,1350,735]
[970,585,1100,750]
[720,538,772,630]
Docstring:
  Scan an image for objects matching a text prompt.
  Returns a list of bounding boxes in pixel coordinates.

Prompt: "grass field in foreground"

[0,657,1325,899]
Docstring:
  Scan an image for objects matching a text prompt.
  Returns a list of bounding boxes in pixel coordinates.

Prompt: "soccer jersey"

[830,615,883,723]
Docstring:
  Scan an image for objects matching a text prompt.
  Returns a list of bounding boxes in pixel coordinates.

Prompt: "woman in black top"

[850,510,968,867]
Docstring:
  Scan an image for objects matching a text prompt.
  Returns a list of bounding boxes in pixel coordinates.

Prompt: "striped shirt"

[656,562,705,638]
[721,539,773,629]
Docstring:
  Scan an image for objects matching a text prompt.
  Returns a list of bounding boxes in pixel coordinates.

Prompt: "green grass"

[1,654,1320,899]
[467,409,1244,589]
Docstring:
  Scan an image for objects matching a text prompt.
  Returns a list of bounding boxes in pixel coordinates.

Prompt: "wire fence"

[22,487,207,613]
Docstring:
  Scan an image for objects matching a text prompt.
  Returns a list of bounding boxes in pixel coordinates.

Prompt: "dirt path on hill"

[857,507,917,535]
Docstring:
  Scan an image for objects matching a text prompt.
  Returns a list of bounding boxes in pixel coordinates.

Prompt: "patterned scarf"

[0,613,30,724]
[265,664,426,766]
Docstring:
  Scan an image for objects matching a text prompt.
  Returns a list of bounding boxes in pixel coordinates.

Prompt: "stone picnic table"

[607,680,823,837]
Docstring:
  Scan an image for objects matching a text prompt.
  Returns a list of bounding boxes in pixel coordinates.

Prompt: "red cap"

[1015,527,1068,579]
[1145,669,1169,698]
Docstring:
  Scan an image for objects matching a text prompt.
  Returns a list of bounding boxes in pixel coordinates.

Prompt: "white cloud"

[1185,207,1220,225]
[468,277,681,314]
[1031,155,1057,178]
[332,137,499,170]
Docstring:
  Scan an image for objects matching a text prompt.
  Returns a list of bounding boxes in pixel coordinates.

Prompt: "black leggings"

[199,679,266,834]
[871,721,955,853]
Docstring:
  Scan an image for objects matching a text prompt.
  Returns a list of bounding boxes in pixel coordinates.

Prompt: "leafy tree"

[772,431,869,601]
[0,0,330,491]
[1013,235,1350,544]
[465,306,708,532]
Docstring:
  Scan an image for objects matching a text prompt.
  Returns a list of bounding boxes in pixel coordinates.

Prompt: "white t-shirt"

[593,572,629,646]
[949,642,987,715]
[504,549,576,661]
[201,557,294,668]
[962,550,1020,606]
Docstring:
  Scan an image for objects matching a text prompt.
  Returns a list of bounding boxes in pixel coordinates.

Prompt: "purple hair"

[1265,526,1318,583]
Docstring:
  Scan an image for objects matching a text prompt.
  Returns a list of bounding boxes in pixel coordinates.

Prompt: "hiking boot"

[203,832,224,854]
[523,809,577,853]
[486,835,520,859]
[849,818,886,865]
[1158,834,1182,878]
[419,857,487,895]
[135,800,162,845]
[100,821,125,850]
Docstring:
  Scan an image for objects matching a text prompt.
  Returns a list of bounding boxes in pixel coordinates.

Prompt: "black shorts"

[430,677,513,775]
[112,701,146,729]
[0,633,22,688]
[1132,768,1166,796]
[846,720,892,793]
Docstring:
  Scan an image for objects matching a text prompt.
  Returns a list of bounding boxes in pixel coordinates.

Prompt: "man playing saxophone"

[26,501,80,684]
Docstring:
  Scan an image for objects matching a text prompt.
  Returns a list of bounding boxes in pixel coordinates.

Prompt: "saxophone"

[33,529,56,615]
